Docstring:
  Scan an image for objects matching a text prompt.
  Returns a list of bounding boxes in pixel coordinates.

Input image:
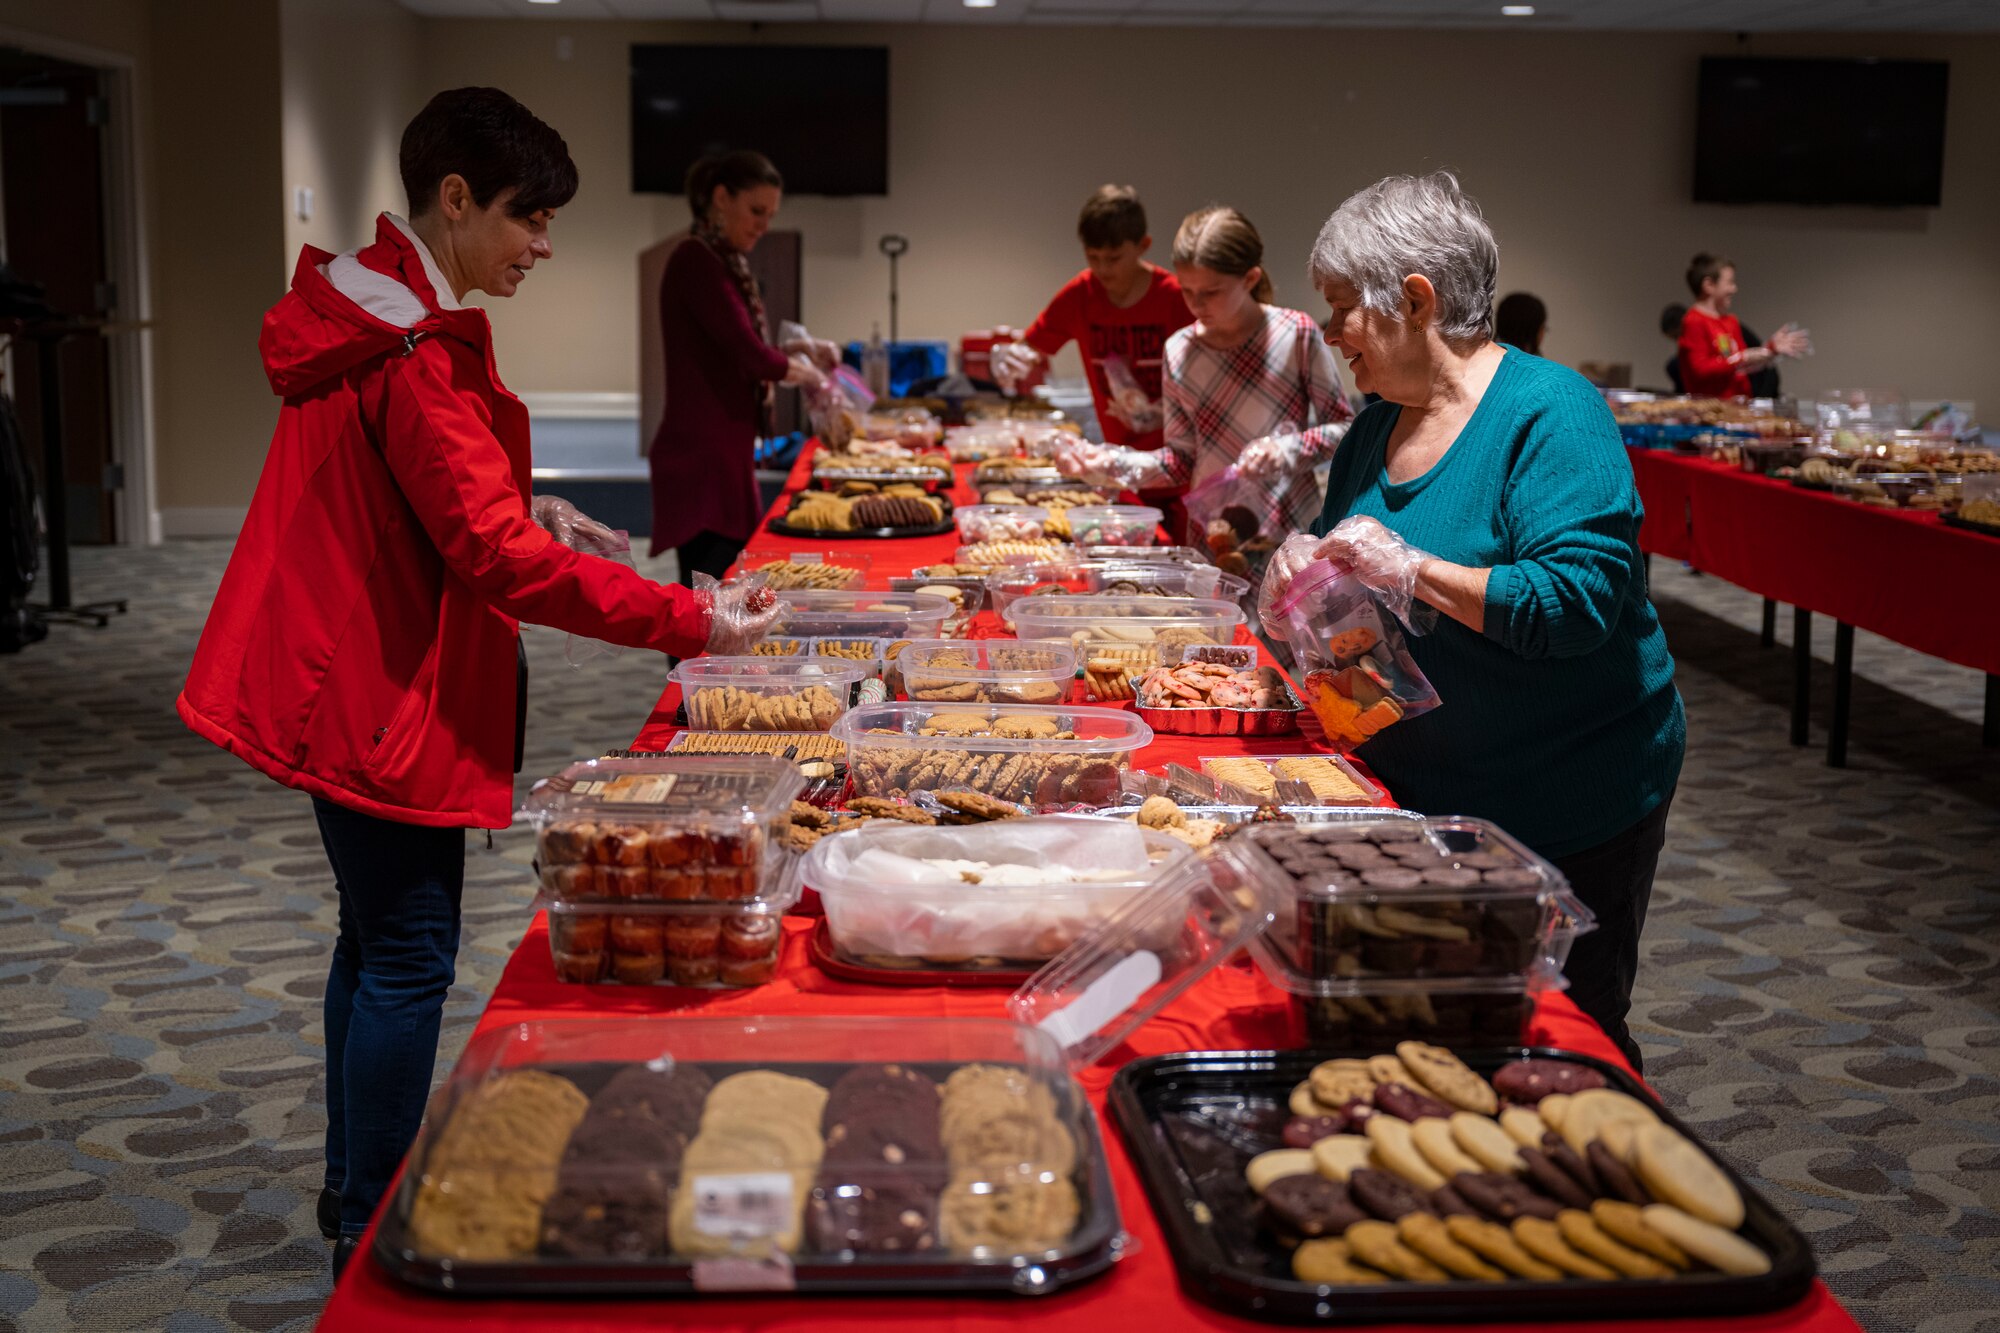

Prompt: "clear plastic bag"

[1184,462,1286,585]
[1265,559,1441,751]
[563,524,638,668]
[804,365,875,449]
[1099,354,1162,435]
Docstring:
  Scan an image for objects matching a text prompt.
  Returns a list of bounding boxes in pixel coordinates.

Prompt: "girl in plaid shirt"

[1058,206,1354,541]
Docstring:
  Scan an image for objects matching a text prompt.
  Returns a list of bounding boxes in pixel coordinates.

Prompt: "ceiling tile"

[818,0,927,16]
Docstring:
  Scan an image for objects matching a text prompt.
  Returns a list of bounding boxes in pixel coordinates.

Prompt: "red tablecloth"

[319,443,1859,1332]
[1629,449,2000,675]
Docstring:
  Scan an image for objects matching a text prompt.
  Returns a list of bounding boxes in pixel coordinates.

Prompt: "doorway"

[0,46,119,544]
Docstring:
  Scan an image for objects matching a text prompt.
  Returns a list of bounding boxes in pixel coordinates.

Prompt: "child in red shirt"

[1676,253,1809,398]
[992,185,1194,451]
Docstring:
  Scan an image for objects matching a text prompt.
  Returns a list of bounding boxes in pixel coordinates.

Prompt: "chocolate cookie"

[589,1065,714,1129]
[806,1170,939,1254]
[1491,1059,1607,1104]
[1589,1139,1651,1205]
[1455,1170,1564,1223]
[1348,1167,1432,1221]
[1519,1145,1596,1211]
[1282,1114,1350,1150]
[539,1116,680,1259]
[1261,1173,1367,1241]
[1374,1082,1455,1123]
[1541,1132,1603,1198]
[1431,1180,1478,1218]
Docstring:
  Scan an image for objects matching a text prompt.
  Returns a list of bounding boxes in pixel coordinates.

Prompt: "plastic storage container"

[831,702,1152,806]
[985,561,1248,620]
[770,589,955,640]
[1060,505,1162,547]
[806,816,1195,971]
[1006,595,1244,661]
[952,539,1071,569]
[1080,545,1207,565]
[670,658,866,733]
[545,888,794,987]
[733,549,873,592]
[521,755,803,907]
[898,639,1076,705]
[1197,753,1384,807]
[954,503,1051,545]
[371,1015,1124,1296]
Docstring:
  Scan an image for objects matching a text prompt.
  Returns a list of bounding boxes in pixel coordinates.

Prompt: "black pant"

[1551,793,1673,1075]
[676,529,744,587]
[312,797,465,1237]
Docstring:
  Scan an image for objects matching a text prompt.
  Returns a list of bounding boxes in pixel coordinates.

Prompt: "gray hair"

[1309,171,1499,345]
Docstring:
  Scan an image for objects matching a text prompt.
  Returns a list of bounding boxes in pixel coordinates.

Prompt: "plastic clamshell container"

[806,816,1194,968]
[1006,595,1245,654]
[985,561,1248,619]
[899,639,1077,705]
[670,658,866,733]
[952,540,1071,569]
[770,589,955,639]
[521,755,803,908]
[972,460,1064,489]
[887,575,988,620]
[733,549,874,591]
[1223,815,1594,985]
[831,702,1152,806]
[1009,834,1287,1069]
[544,879,798,987]
[1833,471,1961,509]
[1197,752,1384,807]
[954,503,1051,545]
[372,1015,1125,1297]
[805,636,896,670]
[808,460,952,493]
[1061,505,1162,547]
[748,636,808,657]
[1081,545,1208,565]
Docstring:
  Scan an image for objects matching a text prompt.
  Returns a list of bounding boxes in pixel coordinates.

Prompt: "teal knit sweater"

[1313,348,1684,858]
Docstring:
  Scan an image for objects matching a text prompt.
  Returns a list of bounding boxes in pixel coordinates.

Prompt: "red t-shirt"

[1677,307,1751,399]
[1023,265,1193,448]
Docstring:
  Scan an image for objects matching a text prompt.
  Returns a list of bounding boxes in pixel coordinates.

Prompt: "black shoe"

[331,1236,361,1282]
[317,1186,341,1241]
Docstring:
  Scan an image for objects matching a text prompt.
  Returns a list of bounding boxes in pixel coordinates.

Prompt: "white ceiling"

[392,0,2000,30]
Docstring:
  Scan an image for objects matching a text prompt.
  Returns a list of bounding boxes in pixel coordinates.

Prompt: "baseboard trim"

[160,506,247,538]
[518,391,638,420]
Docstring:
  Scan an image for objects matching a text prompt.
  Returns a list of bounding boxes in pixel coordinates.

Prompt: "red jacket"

[179,214,711,829]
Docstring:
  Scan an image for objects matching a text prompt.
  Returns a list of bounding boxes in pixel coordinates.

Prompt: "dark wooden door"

[748,229,802,437]
[1,48,116,543]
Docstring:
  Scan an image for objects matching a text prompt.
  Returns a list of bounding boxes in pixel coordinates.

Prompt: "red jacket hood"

[260,213,478,398]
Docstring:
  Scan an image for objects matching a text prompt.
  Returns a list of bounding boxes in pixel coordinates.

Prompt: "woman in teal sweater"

[1268,172,1684,1068]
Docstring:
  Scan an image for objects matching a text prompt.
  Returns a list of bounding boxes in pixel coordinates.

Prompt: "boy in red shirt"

[992,185,1193,452]
[1676,252,1809,398]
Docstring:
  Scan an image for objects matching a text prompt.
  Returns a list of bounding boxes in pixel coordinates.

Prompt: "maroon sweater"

[649,239,789,554]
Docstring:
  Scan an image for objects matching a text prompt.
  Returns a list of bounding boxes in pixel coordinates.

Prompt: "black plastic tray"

[1109,1047,1816,1324]
[374,1057,1122,1298]
[1942,512,2000,539]
[770,495,956,542]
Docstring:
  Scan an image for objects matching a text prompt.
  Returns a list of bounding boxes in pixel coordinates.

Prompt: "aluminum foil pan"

[1134,690,1305,737]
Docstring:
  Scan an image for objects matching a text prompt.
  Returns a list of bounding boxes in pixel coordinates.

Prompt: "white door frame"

[0,24,158,547]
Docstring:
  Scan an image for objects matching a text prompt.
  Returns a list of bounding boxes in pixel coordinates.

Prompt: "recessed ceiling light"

[527,0,561,6]
[1501,4,1535,14]
[964,0,998,7]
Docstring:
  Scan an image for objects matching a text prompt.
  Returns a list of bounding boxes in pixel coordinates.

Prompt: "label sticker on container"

[1036,949,1162,1053]
[577,773,680,803]
[791,552,824,564]
[692,1253,797,1293]
[691,1171,793,1239]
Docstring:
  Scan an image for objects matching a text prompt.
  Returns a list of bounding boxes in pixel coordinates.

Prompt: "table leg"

[1986,676,1998,749]
[1790,609,1812,746]
[1760,598,1776,649]
[1828,622,1854,768]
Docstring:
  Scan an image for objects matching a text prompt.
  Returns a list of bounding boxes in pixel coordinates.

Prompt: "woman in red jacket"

[178,89,778,1274]
[1676,252,1810,398]
[648,150,835,577]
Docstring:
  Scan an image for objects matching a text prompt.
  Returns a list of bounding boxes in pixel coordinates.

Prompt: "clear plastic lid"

[1081,545,1208,565]
[1009,839,1286,1069]
[669,658,867,733]
[1006,595,1245,651]
[954,504,1051,545]
[379,1015,1111,1278]
[1061,506,1163,547]
[771,590,954,639]
[831,703,1153,806]
[985,561,1248,619]
[899,640,1077,706]
[953,540,1071,569]
[806,816,1193,965]
[733,550,874,592]
[544,887,798,988]
[1198,753,1384,807]
[521,755,804,908]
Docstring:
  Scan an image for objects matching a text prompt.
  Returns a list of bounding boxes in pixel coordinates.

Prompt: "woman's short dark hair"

[400,87,577,219]
[1494,291,1546,351]
[1685,252,1732,299]
[686,150,783,220]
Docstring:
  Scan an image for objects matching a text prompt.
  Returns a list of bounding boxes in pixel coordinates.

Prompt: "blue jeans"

[312,797,464,1238]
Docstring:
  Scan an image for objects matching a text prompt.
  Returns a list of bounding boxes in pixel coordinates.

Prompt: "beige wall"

[420,20,2000,416]
[281,0,420,262]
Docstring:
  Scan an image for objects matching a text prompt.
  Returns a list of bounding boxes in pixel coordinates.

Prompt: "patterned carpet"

[0,542,1994,1333]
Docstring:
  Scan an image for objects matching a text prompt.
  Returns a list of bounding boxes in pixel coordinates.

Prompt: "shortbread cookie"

[1641,1205,1770,1277]
[1559,1088,1661,1156]
[1632,1123,1744,1228]
[1365,1114,1446,1191]
[1446,1214,1564,1280]
[1591,1200,1691,1270]
[1411,1116,1483,1179]
[1246,1148,1317,1196]
[1344,1219,1450,1282]
[1311,1134,1375,1183]
[1399,1212,1507,1281]
[1291,1237,1388,1284]
[1451,1111,1525,1175]
[1512,1216,1618,1280]
[1557,1209,1672,1278]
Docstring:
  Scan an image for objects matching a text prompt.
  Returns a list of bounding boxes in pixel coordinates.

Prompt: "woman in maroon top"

[648,151,835,579]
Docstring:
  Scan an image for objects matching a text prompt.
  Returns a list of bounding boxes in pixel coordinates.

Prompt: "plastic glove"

[1311,514,1433,631]
[532,495,618,551]
[989,341,1041,395]
[783,355,827,391]
[1256,533,1323,639]
[695,573,785,658]
[1054,439,1173,491]
[783,336,842,371]
[1236,431,1307,480]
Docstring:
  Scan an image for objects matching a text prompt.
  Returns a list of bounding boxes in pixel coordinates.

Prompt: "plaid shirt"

[1160,306,1354,536]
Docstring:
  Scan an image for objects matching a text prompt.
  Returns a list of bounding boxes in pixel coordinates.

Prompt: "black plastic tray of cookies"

[769,493,957,542]
[371,1057,1124,1299]
[1108,1047,1816,1324]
